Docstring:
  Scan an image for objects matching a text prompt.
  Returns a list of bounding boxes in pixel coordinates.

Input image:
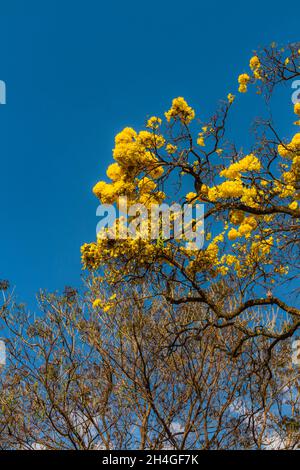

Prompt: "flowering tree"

[81,43,300,352]
[1,43,300,451]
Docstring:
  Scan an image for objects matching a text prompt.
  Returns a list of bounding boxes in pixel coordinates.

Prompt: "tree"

[0,283,300,450]
[81,43,300,351]
[2,43,300,451]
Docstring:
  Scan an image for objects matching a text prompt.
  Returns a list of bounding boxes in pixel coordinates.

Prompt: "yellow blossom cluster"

[229,210,245,225]
[220,154,261,180]
[92,124,166,204]
[227,216,257,240]
[197,134,205,147]
[81,243,101,270]
[249,55,261,79]
[238,73,250,93]
[289,201,298,210]
[186,192,197,202]
[112,127,164,179]
[187,232,225,277]
[207,177,259,208]
[165,97,195,124]
[274,131,300,200]
[278,133,300,159]
[81,85,297,294]
[93,179,135,204]
[238,54,262,93]
[146,116,162,129]
[166,143,177,154]
[294,103,300,116]
[106,162,123,181]
[208,180,244,201]
[82,235,165,276]
[92,293,117,312]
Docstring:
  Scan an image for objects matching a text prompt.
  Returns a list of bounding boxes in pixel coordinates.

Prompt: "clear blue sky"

[0,0,298,307]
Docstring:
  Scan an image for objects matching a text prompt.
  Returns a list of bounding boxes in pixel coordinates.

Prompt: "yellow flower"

[146,116,162,129]
[219,266,229,276]
[227,93,235,103]
[238,73,250,93]
[224,254,237,266]
[137,130,165,149]
[238,223,253,236]
[294,103,300,116]
[103,305,112,313]
[238,73,250,85]
[93,181,116,203]
[229,210,245,225]
[197,135,205,146]
[81,243,101,270]
[278,143,293,158]
[115,127,137,144]
[238,84,247,93]
[208,179,244,200]
[249,55,260,70]
[166,143,177,154]
[186,192,197,202]
[92,299,102,309]
[138,177,157,193]
[289,201,298,210]
[291,133,300,148]
[106,163,123,181]
[220,154,261,180]
[228,228,239,240]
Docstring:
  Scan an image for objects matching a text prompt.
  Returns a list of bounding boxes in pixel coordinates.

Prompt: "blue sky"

[0,0,299,308]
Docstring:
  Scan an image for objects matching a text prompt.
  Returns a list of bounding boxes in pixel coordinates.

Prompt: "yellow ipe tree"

[81,43,300,352]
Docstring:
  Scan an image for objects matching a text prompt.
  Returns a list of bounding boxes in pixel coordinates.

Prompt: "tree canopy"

[81,43,300,350]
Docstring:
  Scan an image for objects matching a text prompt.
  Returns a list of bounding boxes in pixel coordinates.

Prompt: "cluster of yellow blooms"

[92,125,166,205]
[206,154,261,208]
[229,235,274,279]
[219,154,261,179]
[90,98,198,212]
[249,55,261,79]
[186,231,224,277]
[165,97,195,124]
[208,180,244,201]
[146,116,162,130]
[227,215,257,241]
[166,143,177,154]
[183,84,299,279]
[276,127,300,199]
[81,242,102,270]
[81,59,300,309]
[112,127,164,178]
[186,192,197,202]
[238,55,261,93]
[238,73,250,93]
